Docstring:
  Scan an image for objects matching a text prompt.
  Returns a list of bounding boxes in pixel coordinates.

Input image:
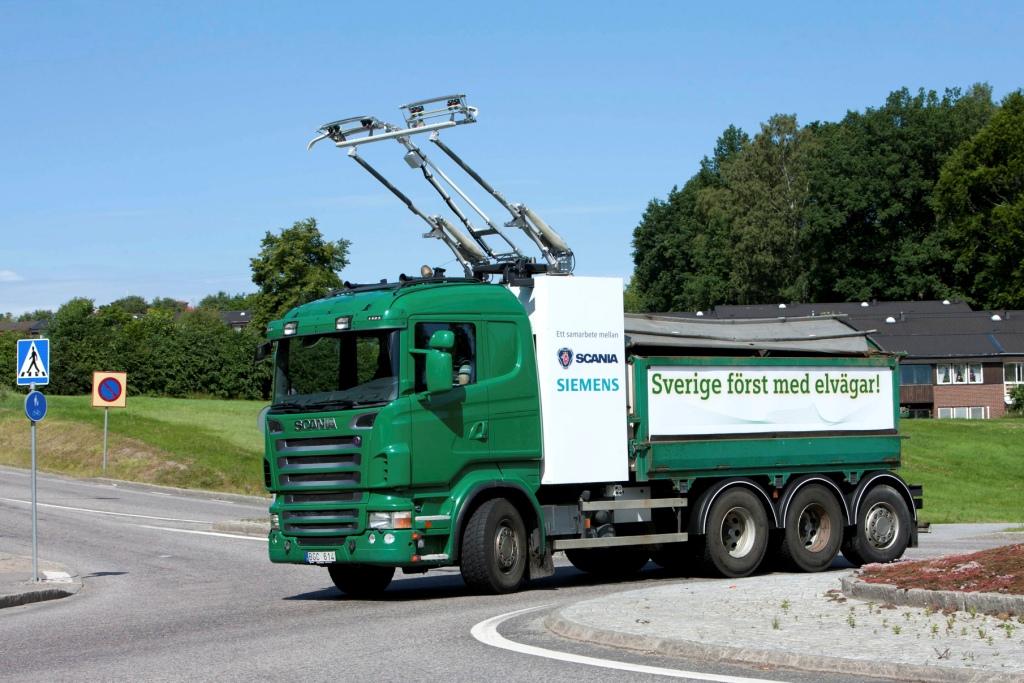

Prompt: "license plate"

[306,551,336,564]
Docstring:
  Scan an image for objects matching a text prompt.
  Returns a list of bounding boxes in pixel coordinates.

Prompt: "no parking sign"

[92,371,128,408]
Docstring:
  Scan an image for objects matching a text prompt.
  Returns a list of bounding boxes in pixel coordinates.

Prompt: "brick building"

[697,300,1024,420]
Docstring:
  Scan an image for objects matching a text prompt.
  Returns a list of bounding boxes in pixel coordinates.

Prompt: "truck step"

[553,531,687,550]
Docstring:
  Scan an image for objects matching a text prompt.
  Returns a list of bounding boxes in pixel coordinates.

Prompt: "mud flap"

[528,528,554,579]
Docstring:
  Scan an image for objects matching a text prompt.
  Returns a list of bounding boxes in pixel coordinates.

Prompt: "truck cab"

[264,279,546,593]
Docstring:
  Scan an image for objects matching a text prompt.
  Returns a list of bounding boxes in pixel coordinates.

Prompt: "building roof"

[690,301,1024,360]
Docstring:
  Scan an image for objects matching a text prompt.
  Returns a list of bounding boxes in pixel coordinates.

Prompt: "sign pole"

[30,382,39,583]
[103,407,109,473]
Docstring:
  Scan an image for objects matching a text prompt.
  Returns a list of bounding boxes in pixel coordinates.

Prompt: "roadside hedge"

[5,298,270,399]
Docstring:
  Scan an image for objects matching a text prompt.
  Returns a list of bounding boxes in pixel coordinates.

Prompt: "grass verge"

[0,393,266,495]
[900,419,1024,524]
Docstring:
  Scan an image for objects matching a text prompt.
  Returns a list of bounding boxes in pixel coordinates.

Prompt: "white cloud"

[0,270,24,282]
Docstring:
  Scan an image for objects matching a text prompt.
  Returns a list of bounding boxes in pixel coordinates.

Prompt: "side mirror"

[254,341,273,363]
[425,349,453,394]
[428,329,454,351]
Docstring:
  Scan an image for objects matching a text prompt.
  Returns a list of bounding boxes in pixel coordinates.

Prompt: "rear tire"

[842,485,911,566]
[566,547,650,577]
[699,487,769,578]
[460,498,528,594]
[327,564,395,597]
[778,484,843,572]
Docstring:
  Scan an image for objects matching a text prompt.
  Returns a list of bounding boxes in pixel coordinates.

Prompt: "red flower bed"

[858,544,1024,595]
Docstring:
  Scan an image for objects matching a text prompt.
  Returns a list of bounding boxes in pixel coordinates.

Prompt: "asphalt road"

[0,466,1010,682]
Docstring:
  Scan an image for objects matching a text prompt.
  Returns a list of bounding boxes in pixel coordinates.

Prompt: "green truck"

[260,95,921,595]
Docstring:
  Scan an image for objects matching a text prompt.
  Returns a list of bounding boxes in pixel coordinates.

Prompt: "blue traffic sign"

[16,338,50,387]
[25,390,47,422]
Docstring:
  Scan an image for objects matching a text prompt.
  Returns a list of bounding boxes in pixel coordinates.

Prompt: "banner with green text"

[646,365,894,436]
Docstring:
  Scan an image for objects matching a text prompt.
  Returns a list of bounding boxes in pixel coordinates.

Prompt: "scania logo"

[557,347,573,369]
[294,417,338,432]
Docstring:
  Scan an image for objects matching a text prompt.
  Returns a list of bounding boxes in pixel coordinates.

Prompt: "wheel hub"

[797,503,832,552]
[865,503,898,549]
[494,524,519,571]
[721,506,755,558]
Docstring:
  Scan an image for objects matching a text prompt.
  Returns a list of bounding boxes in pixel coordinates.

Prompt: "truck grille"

[282,508,359,536]
[284,492,362,505]
[275,436,360,452]
[277,453,360,469]
[279,471,360,486]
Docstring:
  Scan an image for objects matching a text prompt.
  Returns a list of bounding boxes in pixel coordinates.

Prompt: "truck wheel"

[699,487,769,578]
[566,547,650,577]
[778,484,843,572]
[327,564,395,597]
[460,498,527,594]
[842,485,911,566]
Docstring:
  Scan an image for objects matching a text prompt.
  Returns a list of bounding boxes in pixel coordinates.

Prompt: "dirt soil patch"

[859,544,1024,595]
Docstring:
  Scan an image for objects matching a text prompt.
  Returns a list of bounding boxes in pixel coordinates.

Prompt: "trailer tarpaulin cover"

[624,314,876,355]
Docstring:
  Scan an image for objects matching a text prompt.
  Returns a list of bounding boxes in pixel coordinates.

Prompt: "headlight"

[270,513,280,531]
[368,511,412,530]
[283,321,298,336]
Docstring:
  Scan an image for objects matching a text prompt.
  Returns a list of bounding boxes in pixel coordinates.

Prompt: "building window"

[1005,362,1024,403]
[936,406,989,420]
[936,363,983,385]
[899,364,933,385]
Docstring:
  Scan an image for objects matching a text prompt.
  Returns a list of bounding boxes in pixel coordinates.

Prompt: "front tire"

[842,485,912,566]
[699,487,769,578]
[328,564,395,598]
[460,498,528,594]
[778,484,843,572]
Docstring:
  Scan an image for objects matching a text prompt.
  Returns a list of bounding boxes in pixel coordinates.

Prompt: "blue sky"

[1,1,1022,315]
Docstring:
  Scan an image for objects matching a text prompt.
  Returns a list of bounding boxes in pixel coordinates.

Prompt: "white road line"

[137,525,267,542]
[471,605,792,683]
[0,496,212,524]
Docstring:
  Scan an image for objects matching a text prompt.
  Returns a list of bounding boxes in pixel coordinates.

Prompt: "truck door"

[409,320,490,485]
[482,319,541,468]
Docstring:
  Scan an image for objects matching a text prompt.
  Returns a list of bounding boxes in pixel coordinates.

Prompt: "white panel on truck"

[646,365,895,436]
[514,276,627,485]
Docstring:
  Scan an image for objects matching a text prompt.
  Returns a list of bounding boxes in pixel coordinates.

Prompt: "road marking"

[471,604,791,683]
[138,525,267,542]
[0,497,212,524]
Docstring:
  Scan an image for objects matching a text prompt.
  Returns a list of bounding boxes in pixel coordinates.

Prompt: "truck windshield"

[271,329,400,412]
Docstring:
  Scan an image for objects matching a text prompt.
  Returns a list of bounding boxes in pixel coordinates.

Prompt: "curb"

[544,608,1021,683]
[0,581,81,609]
[841,575,1024,617]
[0,559,83,610]
[212,519,270,537]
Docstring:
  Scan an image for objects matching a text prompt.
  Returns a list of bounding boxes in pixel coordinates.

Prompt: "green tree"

[103,296,149,316]
[16,309,54,322]
[149,297,189,314]
[47,298,116,394]
[630,125,747,311]
[707,114,816,304]
[934,91,1024,308]
[198,291,257,312]
[250,217,350,328]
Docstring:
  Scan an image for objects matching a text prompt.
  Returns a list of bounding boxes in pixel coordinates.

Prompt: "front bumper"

[269,528,418,566]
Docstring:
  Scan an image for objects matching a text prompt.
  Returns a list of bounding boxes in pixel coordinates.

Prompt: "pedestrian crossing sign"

[16,338,50,386]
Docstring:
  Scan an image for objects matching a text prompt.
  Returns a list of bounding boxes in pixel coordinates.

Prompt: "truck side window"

[414,322,476,391]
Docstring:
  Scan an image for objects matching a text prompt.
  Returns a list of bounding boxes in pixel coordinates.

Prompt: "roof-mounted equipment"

[308,94,574,282]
